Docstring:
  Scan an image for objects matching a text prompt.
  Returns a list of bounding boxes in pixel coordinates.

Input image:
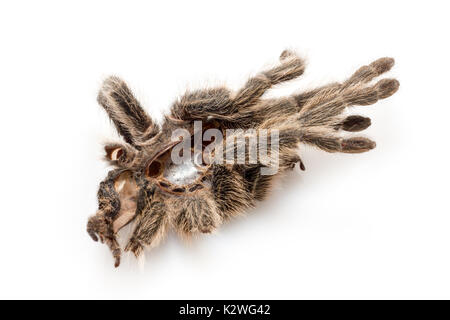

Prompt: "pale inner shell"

[112,171,138,233]
[163,156,202,186]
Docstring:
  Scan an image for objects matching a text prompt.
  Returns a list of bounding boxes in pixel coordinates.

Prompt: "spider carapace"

[87,50,399,267]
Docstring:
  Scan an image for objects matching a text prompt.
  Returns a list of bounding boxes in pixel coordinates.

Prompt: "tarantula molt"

[87,50,399,267]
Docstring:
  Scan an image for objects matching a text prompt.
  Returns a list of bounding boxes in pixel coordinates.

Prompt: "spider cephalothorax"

[87,50,399,267]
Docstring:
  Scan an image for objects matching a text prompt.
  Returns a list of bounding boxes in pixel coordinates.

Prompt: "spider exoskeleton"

[87,50,399,267]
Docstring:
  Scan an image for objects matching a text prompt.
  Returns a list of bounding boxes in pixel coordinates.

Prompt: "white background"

[1,0,449,299]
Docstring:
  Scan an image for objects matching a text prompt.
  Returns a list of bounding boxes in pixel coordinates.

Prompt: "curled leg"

[87,171,121,240]
[87,214,121,267]
[97,76,159,146]
[125,196,168,258]
[170,87,233,120]
[292,57,396,111]
[341,78,400,107]
[169,50,305,122]
[301,128,376,154]
[212,165,256,217]
[232,50,305,111]
[87,169,140,267]
[235,57,397,131]
[298,78,399,129]
[104,142,137,168]
[343,57,395,88]
[87,190,121,267]
[171,189,223,236]
[334,115,371,132]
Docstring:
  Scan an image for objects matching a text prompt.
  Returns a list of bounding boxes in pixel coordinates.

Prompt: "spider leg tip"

[371,57,395,74]
[341,115,372,132]
[377,78,400,99]
[300,162,306,171]
[280,49,295,61]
